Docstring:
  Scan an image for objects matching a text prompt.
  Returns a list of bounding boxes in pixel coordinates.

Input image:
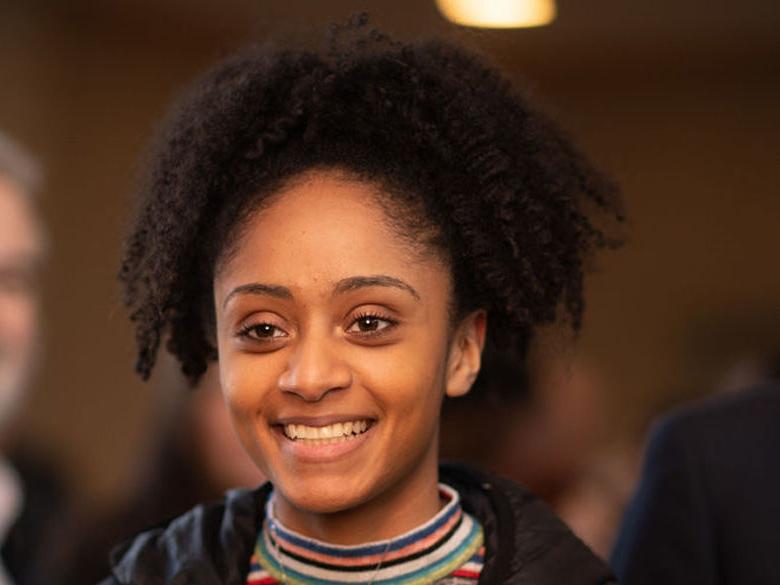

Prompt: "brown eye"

[255,324,280,337]
[346,314,396,335]
[239,323,287,340]
[357,317,380,332]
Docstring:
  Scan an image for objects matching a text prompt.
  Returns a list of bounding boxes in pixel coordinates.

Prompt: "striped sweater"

[246,484,484,585]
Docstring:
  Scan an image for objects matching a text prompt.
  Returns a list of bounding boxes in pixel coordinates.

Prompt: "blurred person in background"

[611,367,780,584]
[0,131,68,585]
[441,347,637,559]
[64,363,265,583]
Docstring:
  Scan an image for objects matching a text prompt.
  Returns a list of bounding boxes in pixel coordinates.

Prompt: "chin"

[277,472,376,515]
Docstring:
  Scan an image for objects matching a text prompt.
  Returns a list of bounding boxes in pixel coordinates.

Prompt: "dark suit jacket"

[1,451,69,585]
[611,382,780,585]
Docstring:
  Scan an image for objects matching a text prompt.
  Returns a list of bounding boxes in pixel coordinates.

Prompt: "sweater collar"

[252,483,483,584]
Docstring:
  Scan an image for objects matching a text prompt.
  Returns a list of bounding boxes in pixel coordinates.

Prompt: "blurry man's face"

[0,176,42,426]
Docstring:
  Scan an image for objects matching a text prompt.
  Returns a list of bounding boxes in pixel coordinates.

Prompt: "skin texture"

[190,366,266,491]
[213,170,485,544]
[0,176,42,430]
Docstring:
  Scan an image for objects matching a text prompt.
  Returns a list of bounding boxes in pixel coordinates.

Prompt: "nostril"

[277,367,353,400]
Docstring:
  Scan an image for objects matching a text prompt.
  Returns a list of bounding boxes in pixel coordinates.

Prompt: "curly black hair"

[120,18,623,386]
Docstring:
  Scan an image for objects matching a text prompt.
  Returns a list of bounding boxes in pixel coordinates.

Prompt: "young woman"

[103,20,622,585]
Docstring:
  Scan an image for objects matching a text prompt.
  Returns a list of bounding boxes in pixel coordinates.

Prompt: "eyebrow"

[334,275,420,300]
[222,274,420,309]
[222,283,293,309]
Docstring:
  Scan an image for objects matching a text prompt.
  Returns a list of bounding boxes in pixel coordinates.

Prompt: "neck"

[272,441,442,545]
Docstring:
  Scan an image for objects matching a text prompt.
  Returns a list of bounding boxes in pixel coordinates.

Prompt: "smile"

[283,419,372,444]
[274,417,376,463]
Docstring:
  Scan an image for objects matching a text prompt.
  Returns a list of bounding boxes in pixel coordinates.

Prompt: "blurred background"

[1,0,779,569]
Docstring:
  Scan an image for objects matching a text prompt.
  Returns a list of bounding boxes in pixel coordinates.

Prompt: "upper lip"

[274,414,376,427]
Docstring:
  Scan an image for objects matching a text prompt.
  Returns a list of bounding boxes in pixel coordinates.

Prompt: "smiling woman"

[215,172,472,541]
[105,17,622,585]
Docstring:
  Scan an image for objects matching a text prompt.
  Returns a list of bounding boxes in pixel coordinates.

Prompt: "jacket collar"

[110,465,613,585]
[112,483,270,585]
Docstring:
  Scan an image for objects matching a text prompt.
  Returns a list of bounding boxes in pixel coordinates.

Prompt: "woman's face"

[213,169,483,519]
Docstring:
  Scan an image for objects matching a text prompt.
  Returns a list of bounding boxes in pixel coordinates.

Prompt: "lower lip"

[274,425,374,463]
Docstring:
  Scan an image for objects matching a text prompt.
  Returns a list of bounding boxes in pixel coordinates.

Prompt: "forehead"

[215,170,449,297]
[0,176,42,262]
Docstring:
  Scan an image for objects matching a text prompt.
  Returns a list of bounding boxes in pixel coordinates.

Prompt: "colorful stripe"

[245,484,484,584]
[265,485,463,558]
[266,507,464,570]
[258,510,480,583]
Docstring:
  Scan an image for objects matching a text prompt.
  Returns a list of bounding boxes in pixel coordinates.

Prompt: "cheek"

[217,353,281,475]
[219,353,274,419]
[357,327,451,420]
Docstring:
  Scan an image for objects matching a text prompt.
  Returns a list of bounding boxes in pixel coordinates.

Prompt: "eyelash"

[347,311,399,338]
[235,311,398,343]
[236,322,287,342]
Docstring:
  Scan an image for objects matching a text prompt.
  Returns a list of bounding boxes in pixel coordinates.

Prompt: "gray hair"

[0,130,43,197]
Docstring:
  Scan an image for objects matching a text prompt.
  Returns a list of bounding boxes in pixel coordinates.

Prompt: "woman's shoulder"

[101,484,270,585]
[440,463,615,585]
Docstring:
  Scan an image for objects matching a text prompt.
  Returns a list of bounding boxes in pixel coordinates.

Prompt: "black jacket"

[100,464,614,585]
[611,383,780,584]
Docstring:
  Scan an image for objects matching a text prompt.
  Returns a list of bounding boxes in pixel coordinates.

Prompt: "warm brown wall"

[1,4,225,504]
[566,76,780,434]
[2,1,779,505]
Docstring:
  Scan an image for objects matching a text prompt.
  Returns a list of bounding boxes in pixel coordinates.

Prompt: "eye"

[237,322,288,341]
[346,313,397,336]
[0,266,37,296]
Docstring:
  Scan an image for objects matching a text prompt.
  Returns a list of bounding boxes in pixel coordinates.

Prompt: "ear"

[445,310,487,398]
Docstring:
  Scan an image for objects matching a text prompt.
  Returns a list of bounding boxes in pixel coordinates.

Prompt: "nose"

[277,333,352,402]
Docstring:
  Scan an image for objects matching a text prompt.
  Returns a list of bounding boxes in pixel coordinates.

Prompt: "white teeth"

[282,419,371,441]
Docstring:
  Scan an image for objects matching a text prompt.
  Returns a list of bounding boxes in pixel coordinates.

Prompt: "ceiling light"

[435,0,557,29]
